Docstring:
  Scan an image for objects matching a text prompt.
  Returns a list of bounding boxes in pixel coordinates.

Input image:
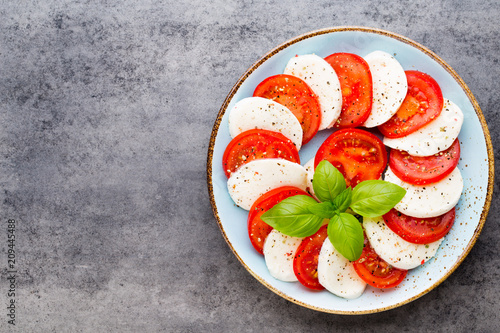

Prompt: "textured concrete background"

[0,0,499,332]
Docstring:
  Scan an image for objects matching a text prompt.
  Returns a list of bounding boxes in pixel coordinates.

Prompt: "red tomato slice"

[293,225,328,290]
[247,186,310,255]
[379,70,444,138]
[222,129,300,178]
[314,128,387,187]
[324,53,373,128]
[389,139,460,186]
[253,74,321,145]
[383,208,455,244]
[353,237,407,289]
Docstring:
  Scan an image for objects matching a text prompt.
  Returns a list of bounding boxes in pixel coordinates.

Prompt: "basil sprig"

[260,160,406,261]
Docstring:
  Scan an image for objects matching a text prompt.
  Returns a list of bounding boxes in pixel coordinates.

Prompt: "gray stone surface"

[0,0,499,332]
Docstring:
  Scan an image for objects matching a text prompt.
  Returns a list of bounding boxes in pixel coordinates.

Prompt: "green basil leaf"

[261,195,323,237]
[333,187,352,212]
[307,201,338,219]
[313,160,346,203]
[328,213,364,261]
[350,180,406,217]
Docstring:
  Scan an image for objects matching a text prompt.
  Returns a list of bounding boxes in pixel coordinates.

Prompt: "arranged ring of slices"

[222,49,464,299]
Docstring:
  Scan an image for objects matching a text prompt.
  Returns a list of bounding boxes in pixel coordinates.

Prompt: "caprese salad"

[222,50,464,299]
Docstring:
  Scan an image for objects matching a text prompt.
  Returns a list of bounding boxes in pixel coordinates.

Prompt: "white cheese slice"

[317,239,366,299]
[284,54,342,130]
[383,98,464,156]
[228,97,303,150]
[384,166,463,218]
[263,229,302,282]
[364,216,443,270]
[363,51,407,128]
[227,159,308,210]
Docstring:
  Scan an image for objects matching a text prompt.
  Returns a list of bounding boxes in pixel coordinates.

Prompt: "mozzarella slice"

[384,166,463,218]
[363,216,443,270]
[363,51,407,128]
[227,159,308,210]
[383,99,464,156]
[284,54,342,130]
[317,239,366,299]
[303,158,316,199]
[263,230,302,282]
[228,97,303,150]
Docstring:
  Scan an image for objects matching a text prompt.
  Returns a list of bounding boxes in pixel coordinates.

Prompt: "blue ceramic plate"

[207,27,494,314]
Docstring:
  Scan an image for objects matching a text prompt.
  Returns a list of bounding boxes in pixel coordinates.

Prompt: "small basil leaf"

[307,201,338,219]
[313,160,346,203]
[328,213,364,261]
[350,180,406,217]
[333,187,352,212]
[261,195,323,237]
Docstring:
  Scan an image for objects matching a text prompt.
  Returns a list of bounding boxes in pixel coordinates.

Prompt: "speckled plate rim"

[206,26,494,314]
